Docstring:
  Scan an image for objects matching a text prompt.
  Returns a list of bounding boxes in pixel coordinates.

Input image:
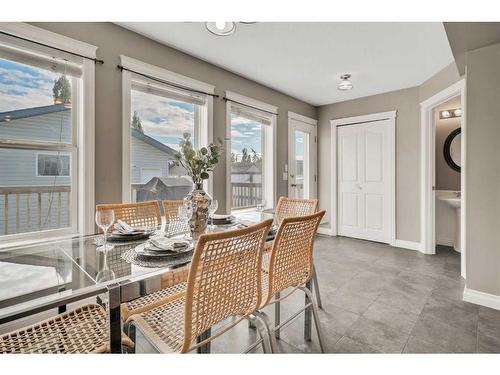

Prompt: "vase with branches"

[174,133,223,239]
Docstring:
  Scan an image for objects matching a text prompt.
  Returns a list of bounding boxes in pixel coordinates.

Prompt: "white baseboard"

[393,239,422,251]
[463,288,500,311]
[436,238,455,247]
[317,227,334,236]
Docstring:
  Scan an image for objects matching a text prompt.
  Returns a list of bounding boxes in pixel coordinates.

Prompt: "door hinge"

[314,175,317,182]
[314,136,317,143]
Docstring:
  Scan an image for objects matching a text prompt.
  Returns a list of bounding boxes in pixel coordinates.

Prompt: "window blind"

[131,77,207,106]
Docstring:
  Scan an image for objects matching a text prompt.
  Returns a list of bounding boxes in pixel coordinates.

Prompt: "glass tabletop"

[0,242,96,321]
[0,213,276,324]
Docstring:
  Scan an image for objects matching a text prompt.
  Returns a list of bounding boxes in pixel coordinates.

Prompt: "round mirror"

[444,128,461,172]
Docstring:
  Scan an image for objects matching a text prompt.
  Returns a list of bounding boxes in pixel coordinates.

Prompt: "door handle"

[291,184,297,187]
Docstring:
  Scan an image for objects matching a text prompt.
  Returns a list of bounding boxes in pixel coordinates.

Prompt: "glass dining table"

[0,211,312,353]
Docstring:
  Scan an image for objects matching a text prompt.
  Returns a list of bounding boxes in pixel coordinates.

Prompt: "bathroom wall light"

[337,74,353,91]
[206,22,236,36]
[439,108,462,119]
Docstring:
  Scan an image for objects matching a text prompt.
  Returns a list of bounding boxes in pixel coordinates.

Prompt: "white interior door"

[337,120,391,243]
[288,118,317,199]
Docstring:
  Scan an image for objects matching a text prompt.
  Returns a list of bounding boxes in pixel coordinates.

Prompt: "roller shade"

[231,103,272,125]
[131,77,207,106]
[0,35,83,78]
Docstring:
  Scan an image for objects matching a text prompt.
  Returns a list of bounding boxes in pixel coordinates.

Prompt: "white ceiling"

[118,22,454,106]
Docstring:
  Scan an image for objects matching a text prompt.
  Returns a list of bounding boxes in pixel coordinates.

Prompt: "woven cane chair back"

[182,219,273,352]
[95,200,161,233]
[275,197,319,225]
[263,211,325,305]
[162,200,188,236]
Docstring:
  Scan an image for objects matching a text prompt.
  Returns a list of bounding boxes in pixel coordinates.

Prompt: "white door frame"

[420,79,466,277]
[287,111,317,199]
[330,110,396,245]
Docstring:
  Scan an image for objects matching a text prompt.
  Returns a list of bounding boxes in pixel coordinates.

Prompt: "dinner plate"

[108,229,155,242]
[134,242,194,257]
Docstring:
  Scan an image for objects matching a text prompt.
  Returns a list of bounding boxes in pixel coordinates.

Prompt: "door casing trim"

[329,110,396,246]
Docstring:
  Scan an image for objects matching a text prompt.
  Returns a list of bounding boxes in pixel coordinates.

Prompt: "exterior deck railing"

[0,185,71,235]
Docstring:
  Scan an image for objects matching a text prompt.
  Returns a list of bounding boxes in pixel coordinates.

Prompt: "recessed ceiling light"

[206,22,236,36]
[338,74,353,91]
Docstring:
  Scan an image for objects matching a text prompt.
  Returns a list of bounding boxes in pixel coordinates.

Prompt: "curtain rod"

[223,97,279,116]
[0,31,104,64]
[117,65,219,99]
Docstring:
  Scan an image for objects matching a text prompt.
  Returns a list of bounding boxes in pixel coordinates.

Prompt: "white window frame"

[0,23,96,248]
[120,56,214,203]
[225,91,277,213]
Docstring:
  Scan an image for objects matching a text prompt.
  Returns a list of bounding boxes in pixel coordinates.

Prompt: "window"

[226,91,276,212]
[37,153,71,177]
[121,56,214,203]
[0,24,96,243]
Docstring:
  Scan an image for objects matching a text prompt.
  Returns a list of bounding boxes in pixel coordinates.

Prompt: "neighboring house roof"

[0,104,178,157]
[0,104,68,122]
[131,128,177,156]
[142,176,192,188]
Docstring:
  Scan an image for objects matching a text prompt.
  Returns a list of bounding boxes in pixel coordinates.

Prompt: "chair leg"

[299,286,326,353]
[274,292,281,339]
[125,321,137,354]
[253,311,278,354]
[312,264,323,309]
[248,315,257,329]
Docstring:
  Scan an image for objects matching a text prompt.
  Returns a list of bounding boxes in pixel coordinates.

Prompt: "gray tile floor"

[136,236,500,353]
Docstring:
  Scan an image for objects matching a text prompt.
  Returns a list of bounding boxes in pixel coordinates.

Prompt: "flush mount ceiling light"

[337,74,353,91]
[206,22,236,36]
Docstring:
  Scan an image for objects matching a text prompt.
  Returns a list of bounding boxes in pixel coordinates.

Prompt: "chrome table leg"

[196,328,211,353]
[108,284,122,353]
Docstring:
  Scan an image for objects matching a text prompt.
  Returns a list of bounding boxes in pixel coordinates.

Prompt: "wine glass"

[208,199,218,231]
[95,209,115,252]
[178,204,193,239]
[96,252,115,284]
[256,199,266,213]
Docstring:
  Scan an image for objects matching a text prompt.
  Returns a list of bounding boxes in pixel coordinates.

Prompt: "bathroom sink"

[438,197,461,209]
[437,194,461,252]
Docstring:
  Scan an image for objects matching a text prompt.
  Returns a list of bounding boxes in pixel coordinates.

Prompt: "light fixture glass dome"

[454,108,462,117]
[338,74,353,91]
[441,110,451,118]
[206,22,236,36]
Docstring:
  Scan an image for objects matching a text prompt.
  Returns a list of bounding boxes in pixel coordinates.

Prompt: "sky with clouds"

[0,58,61,112]
[0,58,272,159]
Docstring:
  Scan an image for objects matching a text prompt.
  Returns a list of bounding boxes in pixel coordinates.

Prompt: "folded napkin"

[211,214,233,220]
[113,219,145,234]
[148,238,190,252]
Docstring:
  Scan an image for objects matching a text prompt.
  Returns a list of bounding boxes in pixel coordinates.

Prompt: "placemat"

[121,247,193,268]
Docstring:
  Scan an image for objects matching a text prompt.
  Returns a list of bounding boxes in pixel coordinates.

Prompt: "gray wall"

[31,22,316,213]
[465,41,500,296]
[317,63,461,243]
[435,96,461,191]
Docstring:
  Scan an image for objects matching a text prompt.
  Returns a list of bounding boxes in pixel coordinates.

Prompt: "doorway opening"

[420,79,466,278]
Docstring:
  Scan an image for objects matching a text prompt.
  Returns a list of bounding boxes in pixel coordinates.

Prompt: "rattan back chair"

[258,210,326,353]
[95,200,161,233]
[126,219,274,353]
[162,200,188,236]
[274,196,319,225]
[273,196,323,311]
